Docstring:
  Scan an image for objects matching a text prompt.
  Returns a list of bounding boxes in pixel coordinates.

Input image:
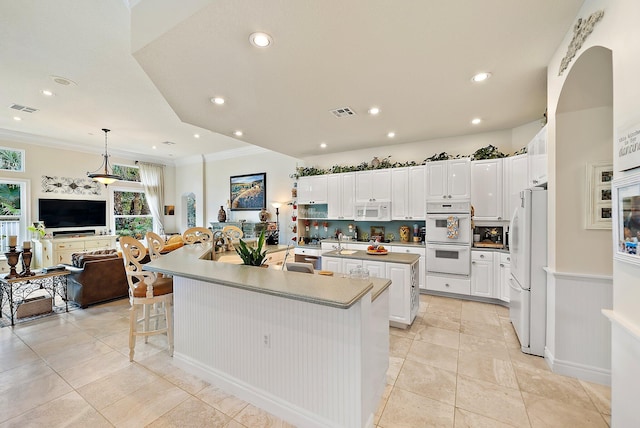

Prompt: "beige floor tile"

[389,335,412,358]
[413,324,460,349]
[0,372,73,423]
[0,391,112,428]
[40,338,115,372]
[460,319,505,341]
[456,375,530,427]
[406,340,458,372]
[603,413,611,427]
[0,359,56,395]
[457,351,519,390]
[378,387,454,427]
[375,383,394,425]
[425,305,462,320]
[147,395,231,427]
[454,408,520,427]
[389,319,422,340]
[422,313,461,333]
[461,300,497,313]
[508,350,551,372]
[138,352,210,394]
[12,317,82,345]
[579,379,611,415]
[57,349,132,389]
[460,308,500,326]
[522,391,608,428]
[386,356,404,385]
[226,420,249,428]
[234,403,296,428]
[495,304,510,317]
[197,385,249,418]
[77,363,160,410]
[394,359,457,405]
[100,376,190,427]
[0,340,42,374]
[459,333,510,361]
[513,363,597,411]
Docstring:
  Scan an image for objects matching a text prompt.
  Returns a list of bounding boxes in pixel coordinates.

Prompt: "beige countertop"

[322,249,420,264]
[143,243,390,309]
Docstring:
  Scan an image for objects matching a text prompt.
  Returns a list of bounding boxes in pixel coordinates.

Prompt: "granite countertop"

[323,249,420,264]
[143,243,390,309]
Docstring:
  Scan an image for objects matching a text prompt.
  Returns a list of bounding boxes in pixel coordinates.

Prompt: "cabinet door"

[447,158,471,199]
[471,159,503,220]
[425,161,448,200]
[355,171,372,202]
[322,256,342,273]
[327,174,341,219]
[471,259,493,297]
[391,168,409,219]
[386,263,409,325]
[528,126,548,187]
[341,173,355,219]
[298,176,328,204]
[504,154,528,221]
[344,259,363,276]
[499,262,511,302]
[371,170,392,201]
[407,166,426,219]
[362,260,385,278]
[392,246,425,289]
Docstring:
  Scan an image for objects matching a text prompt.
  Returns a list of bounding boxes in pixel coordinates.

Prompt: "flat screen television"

[38,198,107,229]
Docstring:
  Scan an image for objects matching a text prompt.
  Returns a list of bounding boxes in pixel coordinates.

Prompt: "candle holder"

[4,246,22,279]
[20,248,35,277]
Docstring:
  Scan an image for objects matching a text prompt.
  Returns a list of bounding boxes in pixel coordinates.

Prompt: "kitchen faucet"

[333,232,344,253]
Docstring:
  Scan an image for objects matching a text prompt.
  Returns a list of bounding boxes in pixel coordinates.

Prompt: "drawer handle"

[479,254,485,258]
[445,283,450,287]
[500,263,504,267]
[507,257,510,261]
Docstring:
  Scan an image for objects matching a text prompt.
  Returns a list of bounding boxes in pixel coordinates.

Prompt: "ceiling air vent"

[330,107,356,118]
[9,104,38,113]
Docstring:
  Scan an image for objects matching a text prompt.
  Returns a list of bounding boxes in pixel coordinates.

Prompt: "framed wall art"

[230,172,266,211]
[611,171,640,265]
[0,147,25,172]
[586,162,613,229]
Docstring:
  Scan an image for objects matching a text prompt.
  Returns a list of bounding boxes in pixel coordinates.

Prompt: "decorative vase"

[218,206,227,222]
[399,225,410,243]
[259,208,269,222]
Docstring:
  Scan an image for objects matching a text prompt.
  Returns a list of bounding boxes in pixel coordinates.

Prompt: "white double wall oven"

[425,201,472,276]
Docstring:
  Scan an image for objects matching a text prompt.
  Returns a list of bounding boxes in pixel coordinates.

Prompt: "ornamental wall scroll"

[41,176,102,195]
[559,10,605,76]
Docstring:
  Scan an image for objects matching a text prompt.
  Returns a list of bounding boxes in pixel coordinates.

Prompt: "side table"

[0,270,71,326]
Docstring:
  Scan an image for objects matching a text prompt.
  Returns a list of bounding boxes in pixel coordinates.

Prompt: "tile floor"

[0,294,611,427]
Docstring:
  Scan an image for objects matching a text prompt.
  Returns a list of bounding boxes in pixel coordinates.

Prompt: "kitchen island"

[144,243,391,428]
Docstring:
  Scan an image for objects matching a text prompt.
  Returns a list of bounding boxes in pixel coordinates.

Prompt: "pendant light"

[87,128,121,186]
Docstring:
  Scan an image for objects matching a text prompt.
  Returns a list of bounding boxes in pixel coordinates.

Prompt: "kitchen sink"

[338,250,358,255]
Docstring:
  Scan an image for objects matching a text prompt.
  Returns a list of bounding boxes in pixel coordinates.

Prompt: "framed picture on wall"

[586,162,613,229]
[611,171,640,265]
[229,172,266,211]
[0,147,25,172]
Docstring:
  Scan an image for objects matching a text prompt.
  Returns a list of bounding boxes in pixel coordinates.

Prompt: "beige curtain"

[138,162,165,234]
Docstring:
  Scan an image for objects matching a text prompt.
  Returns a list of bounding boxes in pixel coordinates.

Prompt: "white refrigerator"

[509,187,547,356]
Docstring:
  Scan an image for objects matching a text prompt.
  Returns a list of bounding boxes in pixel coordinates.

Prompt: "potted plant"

[235,230,268,266]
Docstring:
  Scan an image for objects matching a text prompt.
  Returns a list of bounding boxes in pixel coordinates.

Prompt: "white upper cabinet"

[391,166,425,220]
[425,158,471,200]
[527,126,548,187]
[471,159,504,221]
[355,169,392,202]
[297,175,328,204]
[327,172,355,219]
[503,154,528,221]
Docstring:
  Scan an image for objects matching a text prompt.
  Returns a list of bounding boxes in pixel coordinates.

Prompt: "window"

[112,188,153,239]
[113,164,140,182]
[0,179,30,251]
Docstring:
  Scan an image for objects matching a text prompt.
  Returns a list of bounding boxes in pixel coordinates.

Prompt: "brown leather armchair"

[66,252,129,308]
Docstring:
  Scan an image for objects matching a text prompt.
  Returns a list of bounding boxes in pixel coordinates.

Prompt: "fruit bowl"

[366,249,388,255]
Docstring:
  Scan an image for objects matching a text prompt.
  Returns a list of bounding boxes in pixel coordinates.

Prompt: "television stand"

[32,235,117,269]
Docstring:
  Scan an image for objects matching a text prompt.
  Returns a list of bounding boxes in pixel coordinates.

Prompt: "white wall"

[545,0,640,425]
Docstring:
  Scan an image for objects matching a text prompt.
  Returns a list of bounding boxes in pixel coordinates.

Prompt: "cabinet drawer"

[53,241,85,250]
[84,239,114,249]
[472,250,493,262]
[426,275,470,295]
[391,245,425,256]
[500,253,511,264]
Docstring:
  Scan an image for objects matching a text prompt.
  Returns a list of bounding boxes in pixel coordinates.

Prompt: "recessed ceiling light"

[193,133,200,139]
[471,72,492,83]
[249,32,272,48]
[368,107,381,115]
[234,130,243,137]
[320,143,327,149]
[471,118,482,125]
[152,145,157,149]
[13,116,21,121]
[211,97,225,105]
[387,132,396,138]
[41,89,54,96]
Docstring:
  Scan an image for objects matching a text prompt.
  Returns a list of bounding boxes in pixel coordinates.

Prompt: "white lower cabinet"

[390,245,426,290]
[497,252,511,302]
[425,274,471,295]
[471,250,494,298]
[321,255,419,327]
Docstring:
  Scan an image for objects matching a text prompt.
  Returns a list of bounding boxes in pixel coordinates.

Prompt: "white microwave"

[354,201,391,221]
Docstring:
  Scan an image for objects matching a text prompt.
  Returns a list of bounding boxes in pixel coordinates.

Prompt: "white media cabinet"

[33,235,117,269]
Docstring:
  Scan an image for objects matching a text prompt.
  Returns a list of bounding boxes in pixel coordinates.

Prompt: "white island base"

[170,275,389,428]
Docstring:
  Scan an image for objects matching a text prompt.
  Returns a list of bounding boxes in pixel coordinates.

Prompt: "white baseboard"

[544,346,611,386]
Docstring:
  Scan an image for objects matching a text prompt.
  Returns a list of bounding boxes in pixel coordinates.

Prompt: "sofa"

[66,250,129,308]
